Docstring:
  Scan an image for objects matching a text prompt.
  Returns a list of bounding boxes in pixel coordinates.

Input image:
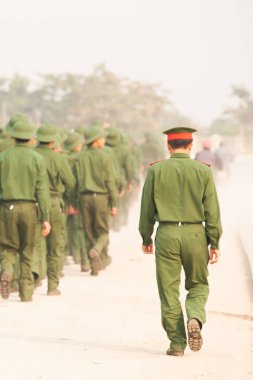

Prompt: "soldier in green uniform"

[0,121,51,301]
[139,127,222,356]
[35,124,75,295]
[74,125,117,276]
[64,132,90,272]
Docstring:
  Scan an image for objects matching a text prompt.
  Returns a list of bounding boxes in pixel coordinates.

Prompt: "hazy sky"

[0,0,252,126]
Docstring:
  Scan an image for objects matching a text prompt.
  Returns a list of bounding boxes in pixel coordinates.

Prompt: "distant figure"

[215,141,234,178]
[195,140,221,167]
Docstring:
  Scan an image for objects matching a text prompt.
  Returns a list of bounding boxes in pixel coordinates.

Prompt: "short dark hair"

[14,138,30,143]
[168,139,192,149]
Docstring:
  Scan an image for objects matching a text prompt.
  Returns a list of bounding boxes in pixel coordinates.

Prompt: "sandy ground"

[0,157,253,380]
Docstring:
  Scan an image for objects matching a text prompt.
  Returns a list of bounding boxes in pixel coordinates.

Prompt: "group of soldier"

[0,114,143,302]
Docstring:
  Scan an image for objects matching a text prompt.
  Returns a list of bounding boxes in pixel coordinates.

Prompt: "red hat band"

[167,132,193,141]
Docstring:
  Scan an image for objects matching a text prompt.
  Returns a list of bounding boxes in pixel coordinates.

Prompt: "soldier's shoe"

[0,272,12,299]
[187,319,203,352]
[81,265,90,272]
[166,349,184,357]
[90,270,99,276]
[47,289,61,296]
[34,279,43,288]
[20,297,33,302]
[89,248,102,272]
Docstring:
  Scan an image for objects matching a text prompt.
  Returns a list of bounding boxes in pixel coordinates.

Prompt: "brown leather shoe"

[187,319,203,351]
[166,349,184,357]
[47,289,61,296]
[81,265,90,272]
[90,270,99,276]
[0,272,12,299]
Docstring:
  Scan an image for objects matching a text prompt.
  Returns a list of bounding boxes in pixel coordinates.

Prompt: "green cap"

[63,132,83,151]
[105,127,121,147]
[36,124,58,142]
[85,124,105,145]
[162,127,197,141]
[75,126,86,136]
[10,121,35,140]
[6,113,30,134]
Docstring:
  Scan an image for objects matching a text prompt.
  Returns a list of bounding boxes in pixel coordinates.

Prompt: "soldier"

[35,124,75,295]
[139,127,222,356]
[74,125,117,276]
[0,121,51,301]
[64,132,90,272]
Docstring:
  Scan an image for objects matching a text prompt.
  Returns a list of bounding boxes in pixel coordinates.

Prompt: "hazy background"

[0,0,252,126]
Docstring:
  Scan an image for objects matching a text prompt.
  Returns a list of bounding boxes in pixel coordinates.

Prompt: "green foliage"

[0,65,188,139]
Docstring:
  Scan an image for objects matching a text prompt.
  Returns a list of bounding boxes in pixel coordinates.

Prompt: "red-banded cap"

[162,127,197,141]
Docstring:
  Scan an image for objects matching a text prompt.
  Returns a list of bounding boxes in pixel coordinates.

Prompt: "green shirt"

[74,146,117,207]
[35,144,75,197]
[0,143,50,221]
[139,153,222,248]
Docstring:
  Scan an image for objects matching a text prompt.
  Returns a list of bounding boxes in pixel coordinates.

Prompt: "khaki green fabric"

[139,152,222,352]
[35,144,75,196]
[0,202,37,300]
[79,193,110,271]
[139,153,222,248]
[35,144,75,291]
[0,144,50,221]
[155,223,209,351]
[74,146,117,208]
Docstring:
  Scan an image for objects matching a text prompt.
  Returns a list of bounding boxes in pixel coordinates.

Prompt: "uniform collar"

[36,144,52,150]
[14,143,33,149]
[170,153,190,159]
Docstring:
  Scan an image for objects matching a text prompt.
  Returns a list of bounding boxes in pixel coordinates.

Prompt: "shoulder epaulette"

[149,160,162,166]
[198,160,211,167]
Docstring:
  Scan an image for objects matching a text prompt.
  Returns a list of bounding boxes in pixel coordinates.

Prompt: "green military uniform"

[0,121,50,301]
[139,127,222,353]
[74,125,117,275]
[64,133,90,271]
[35,124,75,294]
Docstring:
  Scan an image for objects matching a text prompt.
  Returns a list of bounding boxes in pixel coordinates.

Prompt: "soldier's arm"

[59,156,76,191]
[104,155,117,209]
[203,169,223,249]
[35,159,51,223]
[139,167,157,246]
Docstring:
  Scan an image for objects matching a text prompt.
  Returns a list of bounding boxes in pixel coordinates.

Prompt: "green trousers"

[46,197,65,291]
[0,202,37,300]
[80,193,110,270]
[155,223,209,351]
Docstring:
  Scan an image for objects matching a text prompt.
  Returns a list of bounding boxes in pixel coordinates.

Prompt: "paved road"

[0,155,252,380]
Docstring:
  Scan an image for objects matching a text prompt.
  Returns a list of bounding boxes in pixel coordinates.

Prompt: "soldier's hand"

[42,221,51,237]
[142,244,153,254]
[209,248,220,264]
[110,207,118,216]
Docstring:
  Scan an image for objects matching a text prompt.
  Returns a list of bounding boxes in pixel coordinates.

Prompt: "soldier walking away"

[35,124,75,295]
[139,127,222,356]
[0,121,51,302]
[73,125,117,276]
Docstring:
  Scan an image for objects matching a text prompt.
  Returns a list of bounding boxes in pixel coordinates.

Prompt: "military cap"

[6,113,30,134]
[85,124,106,145]
[75,126,86,136]
[162,127,197,141]
[105,127,121,146]
[36,124,58,142]
[63,132,83,151]
[10,121,35,140]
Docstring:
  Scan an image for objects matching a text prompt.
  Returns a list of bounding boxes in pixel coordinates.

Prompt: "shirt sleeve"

[139,167,157,245]
[203,169,223,248]
[35,158,50,222]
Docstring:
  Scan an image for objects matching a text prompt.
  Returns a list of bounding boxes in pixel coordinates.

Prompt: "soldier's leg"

[80,195,98,274]
[93,195,110,254]
[0,203,20,299]
[181,224,210,326]
[11,255,20,292]
[46,198,65,293]
[18,203,37,301]
[155,224,187,352]
[77,214,90,271]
